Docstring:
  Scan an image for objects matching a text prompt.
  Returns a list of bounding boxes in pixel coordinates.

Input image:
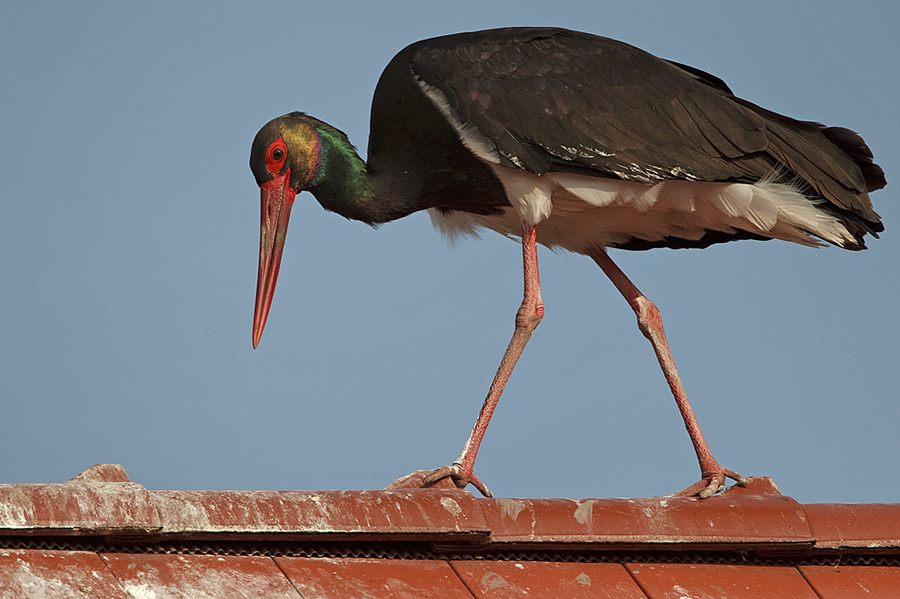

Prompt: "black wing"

[407,27,883,229]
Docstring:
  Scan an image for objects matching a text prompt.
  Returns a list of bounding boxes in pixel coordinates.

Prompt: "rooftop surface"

[2,464,899,597]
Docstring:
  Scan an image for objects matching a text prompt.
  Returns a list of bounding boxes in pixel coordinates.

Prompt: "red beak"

[253,173,297,348]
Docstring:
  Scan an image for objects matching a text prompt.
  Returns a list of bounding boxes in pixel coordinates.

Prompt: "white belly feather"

[429,164,856,254]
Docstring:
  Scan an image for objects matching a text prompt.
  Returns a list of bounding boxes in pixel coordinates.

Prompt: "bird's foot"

[424,464,493,497]
[385,463,493,497]
[670,466,749,499]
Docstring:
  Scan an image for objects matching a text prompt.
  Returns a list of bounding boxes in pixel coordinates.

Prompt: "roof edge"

[2,465,899,556]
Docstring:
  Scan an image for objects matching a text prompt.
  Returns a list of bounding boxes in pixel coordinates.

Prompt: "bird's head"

[249,112,325,348]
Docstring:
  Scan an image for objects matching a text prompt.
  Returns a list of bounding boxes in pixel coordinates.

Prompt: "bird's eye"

[264,140,288,175]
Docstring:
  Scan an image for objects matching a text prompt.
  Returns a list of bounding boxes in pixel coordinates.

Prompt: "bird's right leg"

[387,222,543,497]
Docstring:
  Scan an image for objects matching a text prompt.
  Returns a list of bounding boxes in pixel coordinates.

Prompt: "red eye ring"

[265,139,288,174]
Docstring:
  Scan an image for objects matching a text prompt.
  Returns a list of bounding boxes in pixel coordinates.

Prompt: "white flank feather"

[428,162,856,253]
[712,183,753,219]
[550,173,620,207]
[620,181,662,212]
[494,167,554,225]
[746,186,780,231]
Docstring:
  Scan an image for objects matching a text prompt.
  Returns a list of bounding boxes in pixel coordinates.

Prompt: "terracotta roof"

[2,464,899,597]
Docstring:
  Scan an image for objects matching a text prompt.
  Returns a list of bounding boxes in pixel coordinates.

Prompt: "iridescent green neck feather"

[282,114,407,224]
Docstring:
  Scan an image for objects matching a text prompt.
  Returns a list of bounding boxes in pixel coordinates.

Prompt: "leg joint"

[515,300,544,331]
[633,296,662,341]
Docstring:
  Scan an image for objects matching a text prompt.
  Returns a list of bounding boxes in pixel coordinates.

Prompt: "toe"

[697,475,725,499]
[724,469,749,486]
[467,472,492,497]
[423,465,457,486]
[388,464,491,496]
[386,469,456,490]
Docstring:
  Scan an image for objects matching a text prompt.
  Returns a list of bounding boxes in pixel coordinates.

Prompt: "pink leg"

[587,247,748,498]
[417,222,544,497]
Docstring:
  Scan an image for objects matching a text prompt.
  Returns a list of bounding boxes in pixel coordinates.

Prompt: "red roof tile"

[453,560,647,598]
[101,553,300,598]
[627,563,821,599]
[2,464,899,598]
[1,549,131,598]
[277,557,474,598]
[801,565,900,598]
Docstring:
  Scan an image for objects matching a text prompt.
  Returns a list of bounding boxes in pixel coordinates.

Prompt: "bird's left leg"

[587,247,748,498]
[388,222,543,497]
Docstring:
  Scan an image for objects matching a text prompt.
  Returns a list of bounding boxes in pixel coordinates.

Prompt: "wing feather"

[407,27,882,228]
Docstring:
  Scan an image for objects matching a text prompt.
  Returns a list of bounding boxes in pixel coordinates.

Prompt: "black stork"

[249,27,885,498]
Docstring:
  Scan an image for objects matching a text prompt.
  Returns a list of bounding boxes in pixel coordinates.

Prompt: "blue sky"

[1,1,898,503]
